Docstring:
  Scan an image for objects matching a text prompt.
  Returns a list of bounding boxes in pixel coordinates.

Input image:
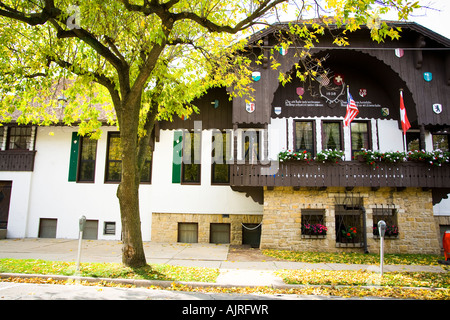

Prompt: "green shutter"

[172,131,183,183]
[68,132,80,182]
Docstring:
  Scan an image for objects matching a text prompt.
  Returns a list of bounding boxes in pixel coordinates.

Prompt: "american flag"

[343,88,359,127]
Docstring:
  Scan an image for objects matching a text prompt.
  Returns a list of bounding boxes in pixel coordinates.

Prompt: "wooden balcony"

[230,161,450,189]
[0,150,36,172]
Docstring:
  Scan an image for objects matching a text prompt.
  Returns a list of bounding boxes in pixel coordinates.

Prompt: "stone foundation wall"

[151,213,262,244]
[260,187,441,255]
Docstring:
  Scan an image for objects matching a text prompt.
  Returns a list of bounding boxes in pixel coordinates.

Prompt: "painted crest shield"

[274,106,282,115]
[296,87,304,96]
[395,48,404,58]
[333,74,344,86]
[252,71,261,82]
[424,72,433,82]
[359,88,367,97]
[246,102,255,113]
[433,103,442,114]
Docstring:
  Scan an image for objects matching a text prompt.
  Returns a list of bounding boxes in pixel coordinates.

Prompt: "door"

[242,223,261,248]
[0,182,12,229]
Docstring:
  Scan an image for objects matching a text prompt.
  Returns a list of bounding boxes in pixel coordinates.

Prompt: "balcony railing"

[230,161,450,188]
[0,150,36,172]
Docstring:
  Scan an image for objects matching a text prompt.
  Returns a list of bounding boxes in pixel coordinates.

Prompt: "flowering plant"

[354,149,407,167]
[341,226,357,239]
[302,223,328,236]
[278,149,312,162]
[407,149,450,166]
[315,149,345,163]
[373,224,399,237]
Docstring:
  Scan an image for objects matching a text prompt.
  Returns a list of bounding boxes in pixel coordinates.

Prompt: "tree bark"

[116,97,147,268]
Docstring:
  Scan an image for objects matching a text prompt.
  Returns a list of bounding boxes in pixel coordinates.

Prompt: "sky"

[279,0,450,40]
[390,0,450,39]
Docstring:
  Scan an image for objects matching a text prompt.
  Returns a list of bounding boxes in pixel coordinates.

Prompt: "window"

[104,222,116,235]
[372,208,399,238]
[140,147,152,183]
[7,127,32,150]
[322,122,342,151]
[105,132,152,183]
[294,121,314,155]
[351,122,371,157]
[406,132,421,151]
[432,134,449,152]
[243,129,260,163]
[210,223,230,244]
[78,136,97,182]
[211,131,230,184]
[38,218,57,238]
[178,222,198,243]
[301,209,327,237]
[335,196,363,246]
[105,132,122,182]
[182,131,201,184]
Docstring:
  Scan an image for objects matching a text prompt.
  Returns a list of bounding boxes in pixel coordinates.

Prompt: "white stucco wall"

[14,126,262,241]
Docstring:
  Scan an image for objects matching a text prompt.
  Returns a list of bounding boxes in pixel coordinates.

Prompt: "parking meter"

[79,215,86,233]
[378,220,386,237]
[76,215,86,271]
[378,220,386,275]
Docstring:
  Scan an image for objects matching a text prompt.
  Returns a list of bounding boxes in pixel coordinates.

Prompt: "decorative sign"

[279,47,287,56]
[274,106,282,115]
[318,80,346,105]
[433,103,442,114]
[381,107,389,117]
[333,74,344,86]
[296,87,304,96]
[395,48,404,58]
[252,71,261,82]
[424,72,433,82]
[359,88,367,97]
[246,102,255,113]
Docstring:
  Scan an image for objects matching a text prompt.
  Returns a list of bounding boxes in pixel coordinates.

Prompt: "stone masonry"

[260,186,441,255]
[151,213,262,244]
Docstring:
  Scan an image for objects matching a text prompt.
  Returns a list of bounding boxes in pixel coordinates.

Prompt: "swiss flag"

[400,90,411,135]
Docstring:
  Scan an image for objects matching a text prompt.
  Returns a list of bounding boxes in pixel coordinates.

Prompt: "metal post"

[378,220,386,276]
[76,215,86,272]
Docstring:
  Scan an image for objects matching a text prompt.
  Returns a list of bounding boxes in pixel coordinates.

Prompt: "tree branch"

[48,56,121,110]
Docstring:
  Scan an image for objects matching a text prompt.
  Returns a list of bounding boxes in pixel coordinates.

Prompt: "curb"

[1,272,448,292]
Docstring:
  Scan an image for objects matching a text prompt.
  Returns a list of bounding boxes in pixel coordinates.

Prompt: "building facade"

[1,22,449,255]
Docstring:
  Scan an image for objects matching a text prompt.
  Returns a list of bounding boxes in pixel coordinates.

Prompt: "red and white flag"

[343,87,359,127]
[400,90,411,135]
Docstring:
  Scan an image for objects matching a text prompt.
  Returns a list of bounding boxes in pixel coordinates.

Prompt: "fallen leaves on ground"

[262,250,445,265]
[275,269,450,288]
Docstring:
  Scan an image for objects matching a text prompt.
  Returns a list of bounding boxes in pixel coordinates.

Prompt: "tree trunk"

[116,98,147,268]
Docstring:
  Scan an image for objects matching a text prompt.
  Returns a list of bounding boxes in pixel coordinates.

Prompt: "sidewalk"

[0,238,446,288]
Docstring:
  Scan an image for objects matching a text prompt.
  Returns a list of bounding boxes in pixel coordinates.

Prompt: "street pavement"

[0,238,447,295]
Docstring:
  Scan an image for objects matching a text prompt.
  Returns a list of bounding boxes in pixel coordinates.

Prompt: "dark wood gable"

[159,87,232,130]
[232,22,450,128]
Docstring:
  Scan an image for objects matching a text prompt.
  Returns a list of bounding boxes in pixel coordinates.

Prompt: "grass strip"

[0,258,219,283]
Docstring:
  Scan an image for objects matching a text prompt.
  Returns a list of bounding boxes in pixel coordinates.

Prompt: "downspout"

[362,206,369,253]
